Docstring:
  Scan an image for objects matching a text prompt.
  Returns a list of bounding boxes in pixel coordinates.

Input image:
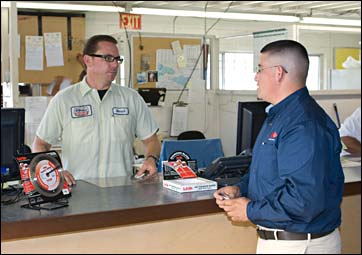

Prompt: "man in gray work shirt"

[33,35,161,185]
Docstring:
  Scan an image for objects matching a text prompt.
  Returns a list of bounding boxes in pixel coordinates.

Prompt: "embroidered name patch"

[71,105,92,118]
[112,107,129,116]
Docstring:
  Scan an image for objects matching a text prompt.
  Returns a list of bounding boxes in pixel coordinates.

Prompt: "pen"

[333,103,341,129]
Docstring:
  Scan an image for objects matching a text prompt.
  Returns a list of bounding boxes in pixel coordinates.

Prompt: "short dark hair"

[261,40,309,83]
[83,35,118,56]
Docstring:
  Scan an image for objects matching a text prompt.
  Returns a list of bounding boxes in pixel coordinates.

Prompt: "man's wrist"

[146,155,159,165]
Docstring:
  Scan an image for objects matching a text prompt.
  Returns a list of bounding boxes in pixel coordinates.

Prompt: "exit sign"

[119,13,141,30]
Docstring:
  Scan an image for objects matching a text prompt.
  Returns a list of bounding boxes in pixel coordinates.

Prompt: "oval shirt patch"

[113,107,129,115]
[71,105,92,118]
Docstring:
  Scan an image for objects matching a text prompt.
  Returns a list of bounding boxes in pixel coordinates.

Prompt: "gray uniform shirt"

[36,79,158,179]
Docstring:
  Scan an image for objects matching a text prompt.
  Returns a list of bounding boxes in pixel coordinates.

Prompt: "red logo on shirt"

[270,132,278,139]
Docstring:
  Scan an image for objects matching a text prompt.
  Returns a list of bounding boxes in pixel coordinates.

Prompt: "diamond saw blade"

[28,153,65,197]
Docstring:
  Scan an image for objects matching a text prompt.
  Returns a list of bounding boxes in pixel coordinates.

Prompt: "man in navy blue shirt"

[214,40,344,254]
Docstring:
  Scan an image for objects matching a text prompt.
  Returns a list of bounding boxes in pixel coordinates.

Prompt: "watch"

[146,155,159,166]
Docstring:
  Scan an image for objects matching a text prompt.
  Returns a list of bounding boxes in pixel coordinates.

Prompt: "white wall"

[84,12,361,155]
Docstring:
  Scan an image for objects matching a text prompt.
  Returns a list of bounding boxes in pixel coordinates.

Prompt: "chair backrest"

[158,138,224,172]
[177,130,206,140]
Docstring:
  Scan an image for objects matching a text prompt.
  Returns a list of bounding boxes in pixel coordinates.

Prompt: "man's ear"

[83,54,92,67]
[275,65,285,82]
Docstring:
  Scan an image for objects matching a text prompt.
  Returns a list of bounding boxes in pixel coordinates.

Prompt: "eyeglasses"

[88,54,123,64]
[256,65,288,74]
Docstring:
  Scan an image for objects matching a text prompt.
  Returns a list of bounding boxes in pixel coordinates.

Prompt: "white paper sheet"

[187,79,205,104]
[25,35,44,71]
[24,96,49,123]
[44,32,64,67]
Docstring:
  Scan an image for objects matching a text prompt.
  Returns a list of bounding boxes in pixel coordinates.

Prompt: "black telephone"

[201,154,252,187]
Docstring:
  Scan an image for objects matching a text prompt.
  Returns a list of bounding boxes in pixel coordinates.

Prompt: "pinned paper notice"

[44,32,64,67]
[25,36,44,70]
[171,40,186,68]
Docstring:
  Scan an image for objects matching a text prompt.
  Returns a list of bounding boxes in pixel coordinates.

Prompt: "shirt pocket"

[69,116,95,144]
[111,115,133,143]
[256,139,279,181]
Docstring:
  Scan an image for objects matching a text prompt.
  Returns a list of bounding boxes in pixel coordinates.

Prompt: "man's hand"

[214,186,240,201]
[63,170,76,186]
[139,133,161,178]
[215,186,251,222]
[136,156,158,178]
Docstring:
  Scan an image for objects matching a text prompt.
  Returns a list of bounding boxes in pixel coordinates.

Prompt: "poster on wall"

[253,29,288,72]
[156,45,202,90]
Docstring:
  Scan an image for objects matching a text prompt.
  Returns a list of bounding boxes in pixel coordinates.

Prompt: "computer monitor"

[138,88,166,106]
[1,108,27,183]
[236,101,270,155]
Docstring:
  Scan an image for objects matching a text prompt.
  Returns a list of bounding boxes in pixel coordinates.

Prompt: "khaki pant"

[256,228,341,254]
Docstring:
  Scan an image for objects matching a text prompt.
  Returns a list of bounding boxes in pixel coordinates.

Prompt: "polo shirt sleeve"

[235,172,249,197]
[339,107,361,141]
[36,94,64,145]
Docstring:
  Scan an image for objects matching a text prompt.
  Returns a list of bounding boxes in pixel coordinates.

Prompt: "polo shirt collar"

[79,76,114,97]
[268,86,309,118]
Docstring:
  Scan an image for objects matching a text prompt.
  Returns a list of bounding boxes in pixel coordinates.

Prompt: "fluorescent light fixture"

[219,34,253,40]
[297,25,361,33]
[1,1,124,12]
[132,8,300,23]
[1,1,360,28]
[301,17,360,27]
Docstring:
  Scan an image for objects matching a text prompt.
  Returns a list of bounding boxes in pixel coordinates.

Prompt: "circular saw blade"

[29,154,65,197]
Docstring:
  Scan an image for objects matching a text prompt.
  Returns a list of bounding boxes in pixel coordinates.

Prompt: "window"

[219,52,255,90]
[306,55,320,91]
[218,52,321,91]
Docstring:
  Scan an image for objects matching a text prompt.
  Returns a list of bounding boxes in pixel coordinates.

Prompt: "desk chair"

[158,138,224,172]
[177,130,206,140]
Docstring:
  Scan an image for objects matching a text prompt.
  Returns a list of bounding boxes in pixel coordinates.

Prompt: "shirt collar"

[268,87,309,118]
[79,76,114,97]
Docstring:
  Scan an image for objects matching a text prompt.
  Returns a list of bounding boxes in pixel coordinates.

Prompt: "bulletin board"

[334,47,361,69]
[132,35,202,89]
[18,14,85,84]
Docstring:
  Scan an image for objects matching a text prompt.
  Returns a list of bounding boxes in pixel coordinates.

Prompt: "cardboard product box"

[163,177,217,193]
[162,160,197,180]
[162,160,217,193]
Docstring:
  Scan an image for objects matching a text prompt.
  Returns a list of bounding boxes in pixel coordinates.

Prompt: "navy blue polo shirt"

[236,87,344,233]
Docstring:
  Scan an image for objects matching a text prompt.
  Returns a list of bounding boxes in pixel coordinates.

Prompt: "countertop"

[1,175,219,240]
[2,162,360,241]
